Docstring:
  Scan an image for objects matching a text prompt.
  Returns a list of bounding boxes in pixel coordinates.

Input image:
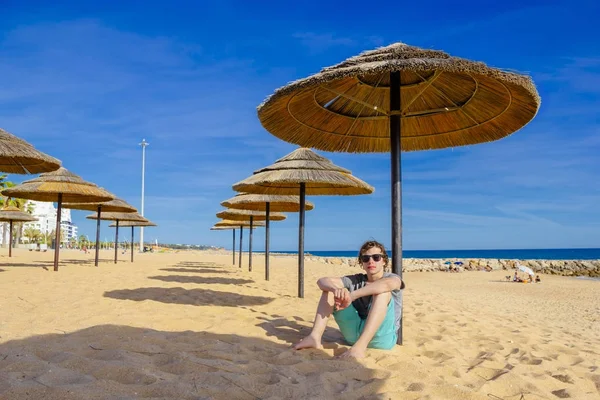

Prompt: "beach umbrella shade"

[64,196,137,267]
[221,193,314,281]
[2,167,114,271]
[86,212,147,264]
[233,147,373,298]
[517,265,535,277]
[0,205,37,257]
[256,42,540,343]
[215,219,265,268]
[0,128,62,174]
[108,218,156,263]
[215,209,285,272]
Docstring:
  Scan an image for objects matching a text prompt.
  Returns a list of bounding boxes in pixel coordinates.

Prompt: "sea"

[271,248,600,260]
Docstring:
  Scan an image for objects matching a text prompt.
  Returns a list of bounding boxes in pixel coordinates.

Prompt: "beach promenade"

[0,249,598,399]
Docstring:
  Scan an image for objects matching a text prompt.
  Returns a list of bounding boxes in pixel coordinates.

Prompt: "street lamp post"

[139,138,149,252]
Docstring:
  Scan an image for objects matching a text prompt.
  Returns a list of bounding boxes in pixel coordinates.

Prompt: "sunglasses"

[360,254,384,263]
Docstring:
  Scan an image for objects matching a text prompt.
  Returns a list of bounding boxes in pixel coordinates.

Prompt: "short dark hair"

[357,240,389,271]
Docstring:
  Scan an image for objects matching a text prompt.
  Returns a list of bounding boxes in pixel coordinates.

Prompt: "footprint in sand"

[92,365,157,385]
[406,382,425,392]
[551,374,575,384]
[551,388,572,398]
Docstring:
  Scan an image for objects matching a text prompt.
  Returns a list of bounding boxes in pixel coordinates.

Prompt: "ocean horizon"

[259,248,600,260]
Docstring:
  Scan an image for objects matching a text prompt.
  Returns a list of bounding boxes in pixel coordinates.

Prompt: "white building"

[21,200,78,243]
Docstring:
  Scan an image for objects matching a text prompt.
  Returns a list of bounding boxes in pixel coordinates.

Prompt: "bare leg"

[338,292,392,359]
[293,291,334,350]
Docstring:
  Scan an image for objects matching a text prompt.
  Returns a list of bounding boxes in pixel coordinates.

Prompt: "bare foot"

[292,335,323,350]
[336,346,367,359]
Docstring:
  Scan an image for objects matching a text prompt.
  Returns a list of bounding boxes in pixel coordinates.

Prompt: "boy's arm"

[349,276,402,301]
[316,276,345,292]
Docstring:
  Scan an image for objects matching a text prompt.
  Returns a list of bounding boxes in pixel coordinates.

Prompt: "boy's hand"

[333,288,352,310]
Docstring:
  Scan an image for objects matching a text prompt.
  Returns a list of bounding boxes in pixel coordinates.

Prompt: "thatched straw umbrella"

[0,205,37,257]
[108,219,156,262]
[64,197,136,267]
[2,167,114,271]
[211,225,238,265]
[214,219,266,267]
[233,148,373,298]
[221,193,314,281]
[216,209,285,272]
[0,128,61,174]
[256,42,541,343]
[86,212,147,264]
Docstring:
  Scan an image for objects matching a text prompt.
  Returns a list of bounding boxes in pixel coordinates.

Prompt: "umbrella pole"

[54,193,63,271]
[232,228,236,266]
[114,220,119,264]
[131,226,134,262]
[265,202,270,281]
[390,71,403,345]
[238,225,243,268]
[298,182,305,298]
[95,205,102,267]
[249,216,253,272]
[8,220,13,258]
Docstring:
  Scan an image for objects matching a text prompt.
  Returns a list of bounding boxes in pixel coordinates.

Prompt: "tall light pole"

[139,138,149,252]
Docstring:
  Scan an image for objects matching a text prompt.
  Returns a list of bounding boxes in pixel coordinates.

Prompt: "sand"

[0,248,598,399]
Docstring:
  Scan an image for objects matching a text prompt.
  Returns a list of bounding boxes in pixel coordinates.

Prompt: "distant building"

[21,200,78,243]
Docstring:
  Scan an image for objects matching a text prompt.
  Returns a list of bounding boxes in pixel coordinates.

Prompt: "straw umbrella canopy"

[64,197,137,267]
[86,212,147,264]
[108,218,156,263]
[0,205,37,257]
[221,194,314,212]
[216,208,286,221]
[256,42,540,344]
[221,193,314,281]
[215,209,285,272]
[0,128,62,174]
[2,167,114,271]
[214,219,265,227]
[233,147,373,298]
[109,220,156,228]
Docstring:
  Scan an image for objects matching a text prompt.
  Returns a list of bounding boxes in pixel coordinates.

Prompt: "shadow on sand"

[255,316,347,350]
[0,325,386,399]
[159,267,234,274]
[104,287,274,307]
[148,275,253,285]
[174,261,223,268]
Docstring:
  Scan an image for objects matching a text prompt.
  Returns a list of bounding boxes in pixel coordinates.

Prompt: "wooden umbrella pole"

[114,220,119,264]
[130,226,134,262]
[265,202,270,281]
[232,228,236,266]
[238,226,243,268]
[54,193,63,271]
[249,216,253,272]
[390,71,403,345]
[8,220,13,258]
[95,205,102,267]
[298,182,306,298]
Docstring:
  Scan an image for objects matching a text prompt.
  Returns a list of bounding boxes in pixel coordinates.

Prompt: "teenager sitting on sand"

[293,240,405,359]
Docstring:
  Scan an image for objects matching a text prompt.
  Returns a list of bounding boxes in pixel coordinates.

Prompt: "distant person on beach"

[535,275,541,283]
[293,240,405,359]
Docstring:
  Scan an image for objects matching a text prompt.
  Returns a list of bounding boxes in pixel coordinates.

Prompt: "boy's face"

[360,246,385,276]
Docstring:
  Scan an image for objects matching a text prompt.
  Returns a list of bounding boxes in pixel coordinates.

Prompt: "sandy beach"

[0,249,598,399]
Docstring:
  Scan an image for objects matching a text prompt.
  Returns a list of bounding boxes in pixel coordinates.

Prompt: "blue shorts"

[333,298,397,349]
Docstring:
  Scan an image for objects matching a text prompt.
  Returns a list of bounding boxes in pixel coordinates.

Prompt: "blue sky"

[1,0,599,251]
